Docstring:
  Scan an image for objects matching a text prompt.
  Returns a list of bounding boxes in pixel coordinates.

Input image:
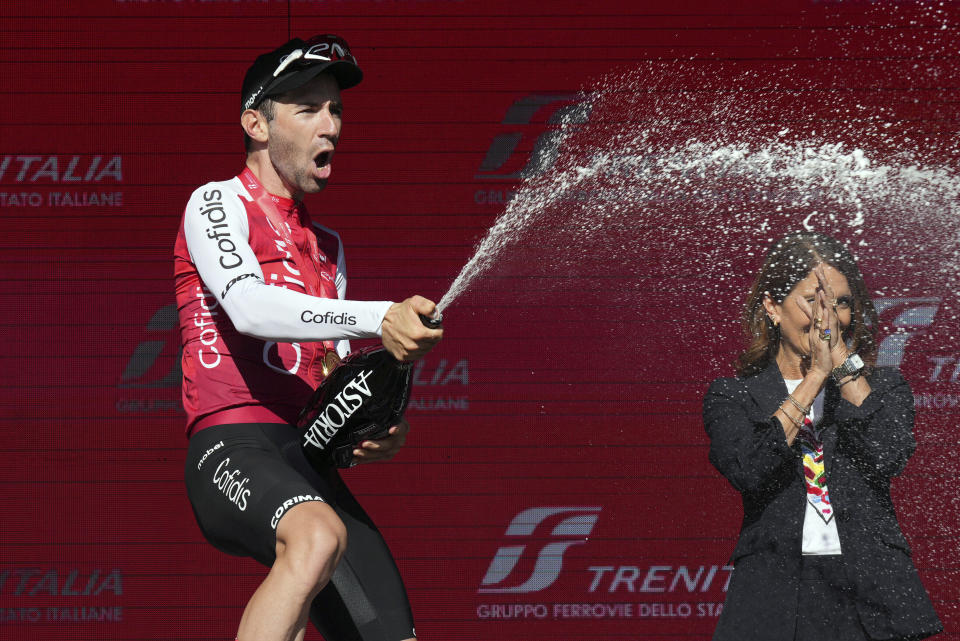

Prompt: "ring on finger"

[819,328,831,341]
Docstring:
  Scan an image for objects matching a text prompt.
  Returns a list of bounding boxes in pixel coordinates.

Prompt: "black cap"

[242,34,363,111]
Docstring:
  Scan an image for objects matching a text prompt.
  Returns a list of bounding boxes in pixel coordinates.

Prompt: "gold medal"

[321,350,342,378]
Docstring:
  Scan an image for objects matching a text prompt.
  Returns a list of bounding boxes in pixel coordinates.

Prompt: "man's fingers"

[349,422,409,465]
[382,297,443,361]
[352,444,398,464]
[364,435,405,451]
[360,438,391,452]
[389,420,410,436]
[362,424,407,450]
[352,447,388,463]
[381,298,442,362]
[408,295,438,317]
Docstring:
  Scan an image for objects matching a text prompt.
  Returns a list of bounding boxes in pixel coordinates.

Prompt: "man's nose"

[317,107,338,136]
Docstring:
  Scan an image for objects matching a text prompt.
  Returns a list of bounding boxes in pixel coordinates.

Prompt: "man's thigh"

[184,422,330,565]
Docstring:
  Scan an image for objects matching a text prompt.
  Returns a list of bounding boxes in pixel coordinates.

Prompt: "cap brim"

[264,61,363,98]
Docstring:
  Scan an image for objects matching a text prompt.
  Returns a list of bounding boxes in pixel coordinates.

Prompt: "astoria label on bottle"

[298,345,415,469]
[299,312,442,469]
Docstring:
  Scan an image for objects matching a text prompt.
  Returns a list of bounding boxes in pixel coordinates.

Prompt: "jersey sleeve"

[183,183,393,343]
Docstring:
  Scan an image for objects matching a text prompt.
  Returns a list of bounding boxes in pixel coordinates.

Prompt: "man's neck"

[245,151,302,202]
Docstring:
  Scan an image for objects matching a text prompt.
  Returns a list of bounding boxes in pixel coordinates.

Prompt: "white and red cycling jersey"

[174,168,392,435]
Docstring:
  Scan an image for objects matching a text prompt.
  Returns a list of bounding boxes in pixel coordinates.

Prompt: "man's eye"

[836,296,853,309]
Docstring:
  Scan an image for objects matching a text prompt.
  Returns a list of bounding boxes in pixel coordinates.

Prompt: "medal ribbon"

[240,168,340,375]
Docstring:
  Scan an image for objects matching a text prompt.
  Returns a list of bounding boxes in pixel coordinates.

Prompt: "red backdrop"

[2,1,959,639]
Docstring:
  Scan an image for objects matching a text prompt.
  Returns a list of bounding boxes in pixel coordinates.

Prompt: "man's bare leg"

[236,501,346,641]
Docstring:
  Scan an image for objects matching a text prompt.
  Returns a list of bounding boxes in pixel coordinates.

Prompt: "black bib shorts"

[184,422,415,641]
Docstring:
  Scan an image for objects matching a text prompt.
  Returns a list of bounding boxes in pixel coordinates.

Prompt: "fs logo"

[479,506,601,594]
[475,94,592,180]
[119,304,182,388]
[874,297,941,368]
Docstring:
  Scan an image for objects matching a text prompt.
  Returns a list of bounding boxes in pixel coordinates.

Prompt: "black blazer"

[704,363,941,641]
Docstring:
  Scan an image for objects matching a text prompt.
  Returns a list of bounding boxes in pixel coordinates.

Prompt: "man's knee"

[275,501,346,591]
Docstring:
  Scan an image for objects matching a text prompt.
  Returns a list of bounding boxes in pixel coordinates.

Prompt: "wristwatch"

[832,353,864,383]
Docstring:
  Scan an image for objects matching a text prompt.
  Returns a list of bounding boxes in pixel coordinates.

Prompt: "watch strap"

[832,354,864,383]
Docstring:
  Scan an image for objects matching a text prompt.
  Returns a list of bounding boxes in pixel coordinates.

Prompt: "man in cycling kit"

[173,34,442,641]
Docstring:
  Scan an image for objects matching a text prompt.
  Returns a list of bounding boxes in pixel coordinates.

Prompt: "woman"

[704,232,941,641]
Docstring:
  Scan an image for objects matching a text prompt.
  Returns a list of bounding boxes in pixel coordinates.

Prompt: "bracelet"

[837,371,862,387]
[776,406,804,429]
[786,394,811,416]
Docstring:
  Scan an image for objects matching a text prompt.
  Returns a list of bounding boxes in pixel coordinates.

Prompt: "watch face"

[850,354,864,369]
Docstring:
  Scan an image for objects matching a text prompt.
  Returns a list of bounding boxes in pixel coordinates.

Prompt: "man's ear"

[241,109,269,145]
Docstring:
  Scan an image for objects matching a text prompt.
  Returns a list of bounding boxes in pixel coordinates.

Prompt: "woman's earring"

[766,315,780,339]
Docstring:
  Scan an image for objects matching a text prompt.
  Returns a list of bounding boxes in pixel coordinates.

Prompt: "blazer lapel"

[745,361,803,479]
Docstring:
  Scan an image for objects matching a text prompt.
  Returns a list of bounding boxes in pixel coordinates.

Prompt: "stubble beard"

[269,133,326,199]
